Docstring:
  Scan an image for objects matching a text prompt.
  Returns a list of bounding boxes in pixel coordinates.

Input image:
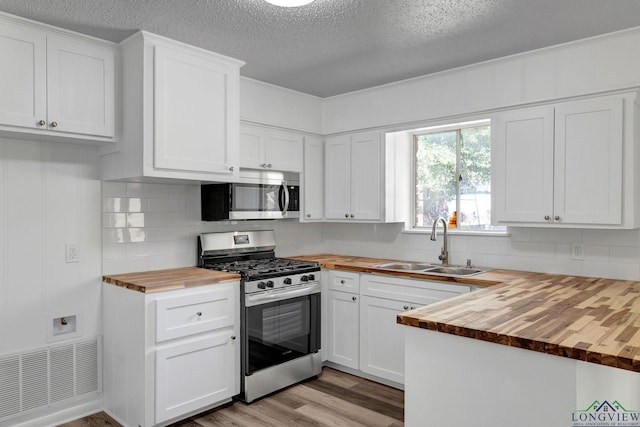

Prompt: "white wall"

[322,223,640,281]
[323,27,640,134]
[0,138,101,355]
[102,181,323,275]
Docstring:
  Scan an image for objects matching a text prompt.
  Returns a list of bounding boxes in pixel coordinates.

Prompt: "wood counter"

[295,253,640,373]
[102,267,240,293]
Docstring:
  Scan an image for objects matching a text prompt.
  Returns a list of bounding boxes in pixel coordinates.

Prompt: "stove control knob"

[300,275,309,282]
[283,278,292,285]
[308,274,315,281]
[266,280,274,288]
[257,282,266,289]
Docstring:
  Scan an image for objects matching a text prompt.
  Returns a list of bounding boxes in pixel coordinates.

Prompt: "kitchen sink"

[373,262,436,271]
[373,262,490,277]
[421,266,485,276]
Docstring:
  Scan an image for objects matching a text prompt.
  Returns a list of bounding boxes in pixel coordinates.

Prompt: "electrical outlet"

[571,243,584,260]
[65,243,79,263]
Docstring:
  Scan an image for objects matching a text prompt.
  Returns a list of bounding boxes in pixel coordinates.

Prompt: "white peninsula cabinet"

[325,269,473,387]
[325,131,382,221]
[492,93,640,228]
[103,281,240,427]
[101,31,244,182]
[302,135,324,221]
[0,13,115,142]
[239,124,303,172]
[359,274,471,385]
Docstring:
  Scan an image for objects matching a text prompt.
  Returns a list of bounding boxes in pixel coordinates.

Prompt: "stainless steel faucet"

[430,217,449,265]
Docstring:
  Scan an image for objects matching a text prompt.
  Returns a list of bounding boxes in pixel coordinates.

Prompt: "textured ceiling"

[2,0,640,97]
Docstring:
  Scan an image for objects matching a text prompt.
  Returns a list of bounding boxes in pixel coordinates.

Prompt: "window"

[413,120,504,232]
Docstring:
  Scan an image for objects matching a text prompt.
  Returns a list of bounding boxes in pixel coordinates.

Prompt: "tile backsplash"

[102,181,323,274]
[103,181,640,280]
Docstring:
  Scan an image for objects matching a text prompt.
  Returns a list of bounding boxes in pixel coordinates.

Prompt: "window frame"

[408,118,505,234]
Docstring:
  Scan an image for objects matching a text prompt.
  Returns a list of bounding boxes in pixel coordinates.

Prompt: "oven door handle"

[245,283,320,306]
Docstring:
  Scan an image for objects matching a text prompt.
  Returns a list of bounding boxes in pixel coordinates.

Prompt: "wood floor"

[59,367,404,427]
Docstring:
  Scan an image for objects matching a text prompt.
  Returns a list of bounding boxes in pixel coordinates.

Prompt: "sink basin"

[422,266,485,276]
[374,262,435,271]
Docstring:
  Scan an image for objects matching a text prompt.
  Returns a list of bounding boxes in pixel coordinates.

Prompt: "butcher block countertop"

[103,267,240,293]
[290,253,526,286]
[294,254,640,373]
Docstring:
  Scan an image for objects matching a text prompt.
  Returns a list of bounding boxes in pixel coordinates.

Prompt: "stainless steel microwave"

[201,171,300,221]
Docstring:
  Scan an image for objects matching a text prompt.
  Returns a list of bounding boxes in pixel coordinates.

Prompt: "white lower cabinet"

[325,270,472,386]
[327,289,360,369]
[103,282,240,427]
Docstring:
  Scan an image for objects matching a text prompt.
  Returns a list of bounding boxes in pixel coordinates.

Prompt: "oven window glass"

[245,294,320,374]
[231,184,282,212]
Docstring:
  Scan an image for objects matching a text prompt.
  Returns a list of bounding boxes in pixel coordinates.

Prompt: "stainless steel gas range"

[197,230,321,403]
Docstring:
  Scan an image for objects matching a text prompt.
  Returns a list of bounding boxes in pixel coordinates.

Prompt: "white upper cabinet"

[0,14,115,141]
[239,124,303,172]
[101,31,244,182]
[302,136,324,221]
[325,131,381,221]
[493,94,637,228]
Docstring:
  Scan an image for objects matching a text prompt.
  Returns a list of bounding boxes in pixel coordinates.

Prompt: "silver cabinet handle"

[345,214,349,218]
[50,121,58,128]
[340,279,345,284]
[196,311,202,317]
[267,163,272,168]
[352,296,357,301]
[229,166,234,172]
[37,120,46,126]
[306,213,311,218]
[555,216,560,221]
[544,215,550,221]
[231,335,236,340]
[350,214,354,218]
[261,163,266,168]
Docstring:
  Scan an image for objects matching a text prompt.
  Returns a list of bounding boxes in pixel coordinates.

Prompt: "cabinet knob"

[555,215,560,221]
[306,213,311,218]
[544,215,550,221]
[350,214,354,218]
[261,163,266,168]
[196,311,202,317]
[352,296,357,301]
[267,163,272,168]
[403,305,409,310]
[50,121,58,128]
[231,335,236,340]
[345,214,349,218]
[37,120,46,126]
[410,306,417,310]
[229,166,234,172]
[340,279,345,284]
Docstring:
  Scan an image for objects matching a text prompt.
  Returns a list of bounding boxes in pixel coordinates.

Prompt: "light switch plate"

[65,243,79,263]
[571,243,585,260]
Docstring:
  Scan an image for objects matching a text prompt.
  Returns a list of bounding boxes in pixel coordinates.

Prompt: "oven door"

[244,288,320,375]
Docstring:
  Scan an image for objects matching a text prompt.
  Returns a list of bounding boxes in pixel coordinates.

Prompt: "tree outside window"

[414,122,503,231]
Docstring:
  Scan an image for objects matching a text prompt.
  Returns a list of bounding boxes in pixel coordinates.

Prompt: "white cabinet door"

[266,129,303,172]
[325,136,351,220]
[350,131,381,221]
[359,296,407,384]
[0,24,46,129]
[47,35,115,137]
[327,290,359,369]
[554,97,623,225]
[492,105,555,224]
[155,332,238,424]
[303,136,324,221]
[154,45,237,176]
[239,124,266,169]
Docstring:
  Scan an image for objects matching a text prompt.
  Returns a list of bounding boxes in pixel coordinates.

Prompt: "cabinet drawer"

[328,270,360,293]
[156,286,235,342]
[361,274,471,306]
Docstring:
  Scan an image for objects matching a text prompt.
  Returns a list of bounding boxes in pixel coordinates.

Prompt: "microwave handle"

[280,181,289,217]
